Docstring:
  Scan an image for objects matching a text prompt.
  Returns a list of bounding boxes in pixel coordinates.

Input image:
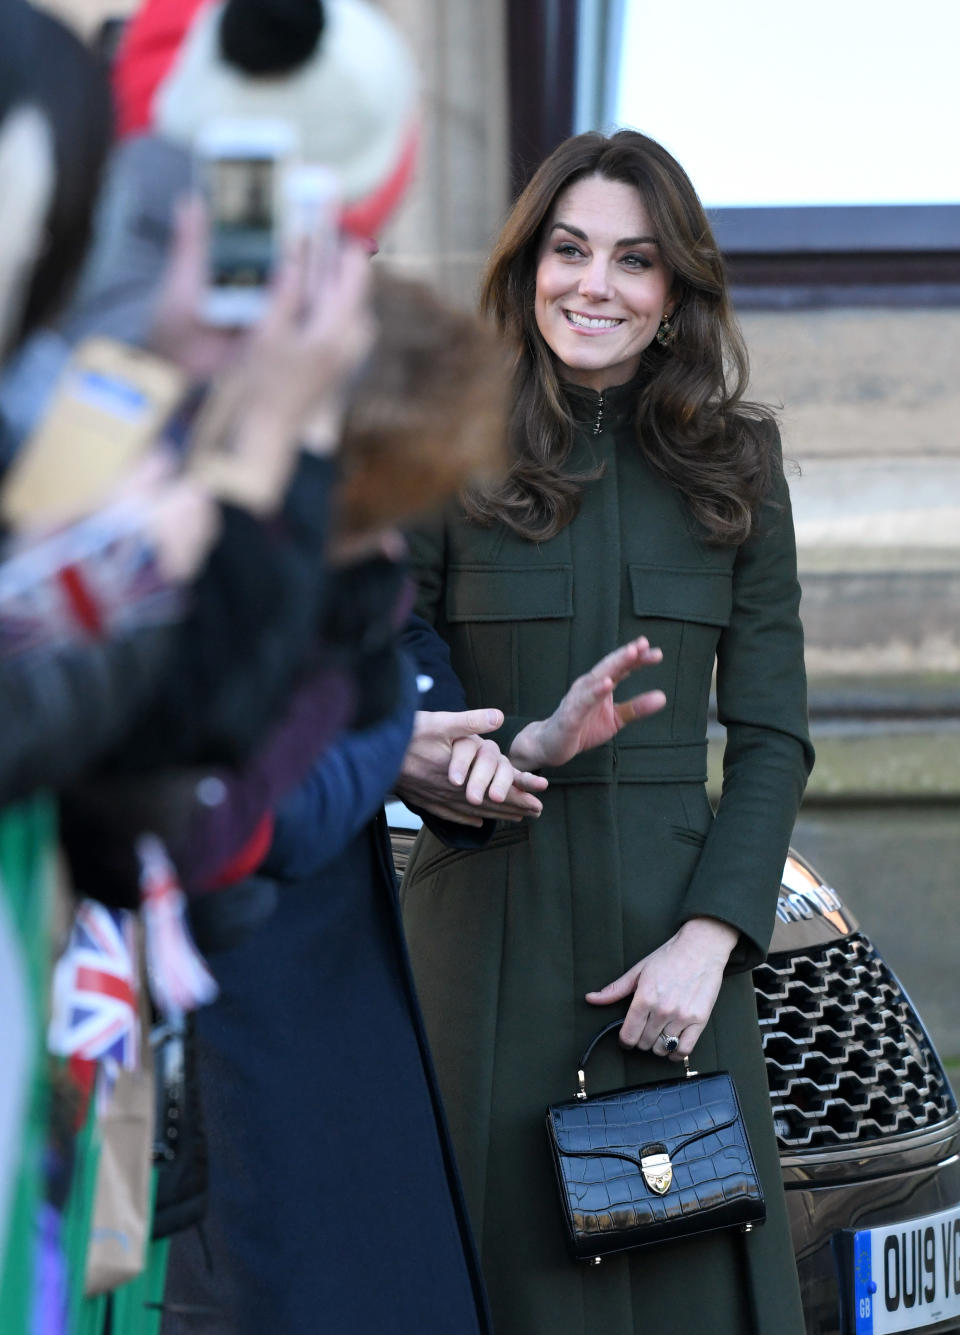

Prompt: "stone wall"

[741,308,960,680]
[743,308,960,461]
[375,0,509,308]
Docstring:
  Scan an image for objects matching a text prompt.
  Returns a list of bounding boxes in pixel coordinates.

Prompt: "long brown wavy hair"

[466,130,779,545]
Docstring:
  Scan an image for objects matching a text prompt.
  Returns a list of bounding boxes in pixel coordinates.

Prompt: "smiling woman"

[400,129,814,1335]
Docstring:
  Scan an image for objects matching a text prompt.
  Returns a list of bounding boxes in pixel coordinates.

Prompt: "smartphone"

[1,338,185,527]
[184,164,343,515]
[196,118,300,327]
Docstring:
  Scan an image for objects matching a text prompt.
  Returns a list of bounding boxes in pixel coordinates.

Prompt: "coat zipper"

[592,392,605,436]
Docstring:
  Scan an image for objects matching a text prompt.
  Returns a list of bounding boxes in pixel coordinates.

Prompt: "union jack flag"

[138,835,218,1019]
[48,901,139,1072]
[0,500,181,661]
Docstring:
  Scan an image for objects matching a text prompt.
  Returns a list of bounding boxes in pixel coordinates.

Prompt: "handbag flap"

[548,1072,742,1172]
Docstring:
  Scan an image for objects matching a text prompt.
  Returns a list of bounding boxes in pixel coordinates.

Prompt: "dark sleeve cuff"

[490,714,538,763]
[405,707,538,847]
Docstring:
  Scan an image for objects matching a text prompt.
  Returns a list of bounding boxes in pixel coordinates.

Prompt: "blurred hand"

[396,708,548,827]
[96,450,220,583]
[184,215,377,514]
[141,475,221,582]
[329,528,407,568]
[148,196,249,383]
[508,637,666,771]
[240,229,377,454]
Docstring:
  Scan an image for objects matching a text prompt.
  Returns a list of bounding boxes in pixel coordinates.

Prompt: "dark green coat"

[401,381,814,1335]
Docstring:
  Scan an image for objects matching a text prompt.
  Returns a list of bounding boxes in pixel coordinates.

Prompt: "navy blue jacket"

[165,619,491,1335]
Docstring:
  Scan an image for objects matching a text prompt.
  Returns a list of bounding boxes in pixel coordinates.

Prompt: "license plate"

[851,1203,960,1333]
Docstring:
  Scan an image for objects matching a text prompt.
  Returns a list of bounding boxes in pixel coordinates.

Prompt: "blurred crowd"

[0,1,517,1331]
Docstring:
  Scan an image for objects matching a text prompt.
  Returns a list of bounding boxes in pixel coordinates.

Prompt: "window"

[576,0,960,304]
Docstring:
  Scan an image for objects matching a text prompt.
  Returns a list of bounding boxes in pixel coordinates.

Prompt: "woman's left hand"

[585,917,740,1061]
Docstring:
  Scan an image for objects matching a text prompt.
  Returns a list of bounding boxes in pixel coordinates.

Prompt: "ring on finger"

[658,1030,680,1055]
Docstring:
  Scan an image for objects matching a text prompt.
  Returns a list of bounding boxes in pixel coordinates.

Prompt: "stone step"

[707,717,960,803]
[799,566,960,676]
[787,454,960,676]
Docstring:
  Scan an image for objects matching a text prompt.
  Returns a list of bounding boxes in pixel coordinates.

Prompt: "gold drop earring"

[655,313,676,347]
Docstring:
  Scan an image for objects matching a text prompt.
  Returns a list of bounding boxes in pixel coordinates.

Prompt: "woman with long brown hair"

[400,129,812,1335]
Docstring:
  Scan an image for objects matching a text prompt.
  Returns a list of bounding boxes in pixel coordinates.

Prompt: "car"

[387,806,960,1335]
[759,851,960,1335]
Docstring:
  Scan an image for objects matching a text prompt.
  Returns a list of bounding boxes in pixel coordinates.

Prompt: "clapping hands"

[395,708,548,828]
[397,637,666,828]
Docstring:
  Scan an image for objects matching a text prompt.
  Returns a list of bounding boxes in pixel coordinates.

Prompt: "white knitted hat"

[115,0,419,238]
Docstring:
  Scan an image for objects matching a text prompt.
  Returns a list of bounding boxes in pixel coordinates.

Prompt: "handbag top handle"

[576,1019,695,1100]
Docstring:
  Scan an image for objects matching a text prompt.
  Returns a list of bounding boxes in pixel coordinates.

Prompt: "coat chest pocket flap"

[629,565,732,627]
[446,565,573,623]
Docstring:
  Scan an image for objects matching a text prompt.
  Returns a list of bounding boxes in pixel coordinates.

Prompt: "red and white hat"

[113,0,419,239]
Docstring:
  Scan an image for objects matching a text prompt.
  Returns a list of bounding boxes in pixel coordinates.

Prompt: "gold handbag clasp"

[640,1143,673,1196]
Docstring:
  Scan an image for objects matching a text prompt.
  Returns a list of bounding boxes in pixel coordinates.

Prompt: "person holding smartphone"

[0,7,381,1330]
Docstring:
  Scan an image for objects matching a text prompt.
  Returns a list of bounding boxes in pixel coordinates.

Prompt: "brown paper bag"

[83,989,155,1295]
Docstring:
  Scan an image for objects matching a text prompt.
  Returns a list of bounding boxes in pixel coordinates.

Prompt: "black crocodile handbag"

[546,1019,765,1263]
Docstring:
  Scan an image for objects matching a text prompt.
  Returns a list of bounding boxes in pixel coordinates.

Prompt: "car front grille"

[753,933,957,1151]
